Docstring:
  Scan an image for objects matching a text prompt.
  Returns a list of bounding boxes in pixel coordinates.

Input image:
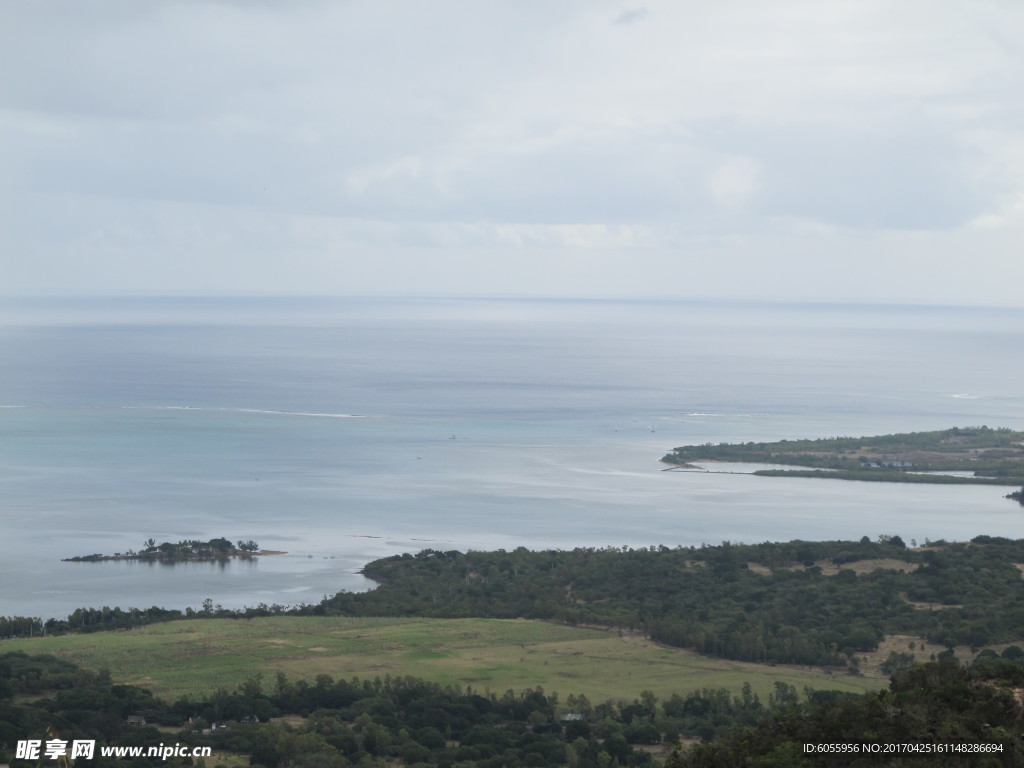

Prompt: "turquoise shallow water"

[1,297,1022,619]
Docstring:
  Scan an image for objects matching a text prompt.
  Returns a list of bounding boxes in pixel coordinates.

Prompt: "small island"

[63,536,283,562]
[663,426,1024,490]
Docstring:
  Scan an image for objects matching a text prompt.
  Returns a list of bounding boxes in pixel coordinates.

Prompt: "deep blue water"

[1,297,1022,619]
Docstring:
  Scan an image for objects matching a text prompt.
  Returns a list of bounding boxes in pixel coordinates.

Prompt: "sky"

[2,0,1024,305]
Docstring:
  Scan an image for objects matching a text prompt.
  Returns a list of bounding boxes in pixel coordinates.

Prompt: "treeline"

[666,426,1024,459]
[63,536,261,562]
[754,469,1020,485]
[0,602,293,639]
[4,652,1022,768]
[302,537,1024,667]
[662,426,1024,480]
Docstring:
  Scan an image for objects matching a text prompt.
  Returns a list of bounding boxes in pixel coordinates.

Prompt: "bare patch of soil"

[856,635,966,678]
[898,593,962,611]
[819,558,919,576]
[767,558,919,576]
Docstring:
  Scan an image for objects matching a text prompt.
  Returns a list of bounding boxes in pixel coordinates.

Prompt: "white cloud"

[710,156,762,210]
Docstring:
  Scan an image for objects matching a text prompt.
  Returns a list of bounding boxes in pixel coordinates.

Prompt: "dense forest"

[305,536,1024,667]
[662,426,1024,487]
[2,651,1024,765]
[2,651,1021,767]
[668,655,1024,767]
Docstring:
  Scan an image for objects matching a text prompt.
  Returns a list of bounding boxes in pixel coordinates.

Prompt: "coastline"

[62,549,288,563]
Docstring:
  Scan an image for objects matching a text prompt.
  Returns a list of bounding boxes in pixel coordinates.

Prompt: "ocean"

[1,296,1022,620]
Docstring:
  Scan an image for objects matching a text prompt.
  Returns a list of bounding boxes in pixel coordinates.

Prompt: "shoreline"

[62,549,288,563]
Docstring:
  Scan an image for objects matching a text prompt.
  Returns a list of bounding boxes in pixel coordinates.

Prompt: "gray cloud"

[2,0,1023,304]
[612,8,649,26]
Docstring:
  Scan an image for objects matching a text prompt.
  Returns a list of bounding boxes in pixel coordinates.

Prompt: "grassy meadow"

[1,616,883,703]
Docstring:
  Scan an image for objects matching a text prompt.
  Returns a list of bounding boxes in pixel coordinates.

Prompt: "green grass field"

[1,616,883,703]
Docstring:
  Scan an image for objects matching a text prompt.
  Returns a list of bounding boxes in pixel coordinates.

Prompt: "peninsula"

[662,426,1024,488]
[62,536,282,562]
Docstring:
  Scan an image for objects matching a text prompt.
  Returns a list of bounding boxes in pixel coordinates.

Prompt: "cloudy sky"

[2,1,1023,305]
